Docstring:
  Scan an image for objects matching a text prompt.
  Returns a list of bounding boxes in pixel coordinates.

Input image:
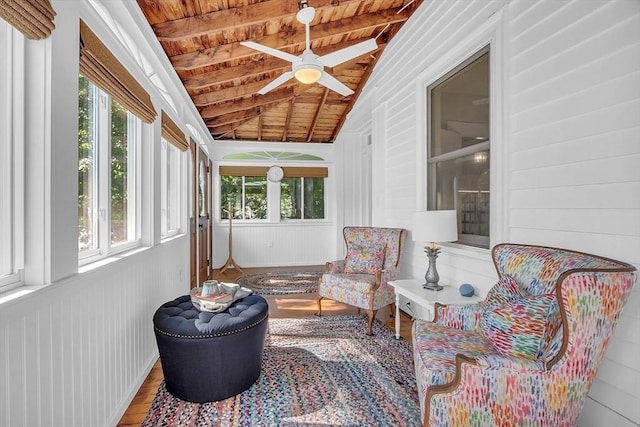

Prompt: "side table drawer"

[398,294,434,321]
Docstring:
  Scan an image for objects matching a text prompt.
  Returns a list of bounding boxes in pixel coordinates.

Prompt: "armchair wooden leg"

[316,296,324,317]
[366,310,376,336]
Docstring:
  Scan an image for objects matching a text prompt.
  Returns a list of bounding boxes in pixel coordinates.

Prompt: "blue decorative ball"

[459,283,475,297]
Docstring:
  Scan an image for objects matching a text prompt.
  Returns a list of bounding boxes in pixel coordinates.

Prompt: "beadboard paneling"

[0,237,189,427]
[212,223,335,268]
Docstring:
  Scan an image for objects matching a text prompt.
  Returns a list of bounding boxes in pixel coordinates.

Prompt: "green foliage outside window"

[78,74,95,252]
[78,73,134,251]
[220,175,267,220]
[281,177,324,219]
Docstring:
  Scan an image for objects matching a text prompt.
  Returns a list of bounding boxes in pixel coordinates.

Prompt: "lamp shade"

[412,210,458,243]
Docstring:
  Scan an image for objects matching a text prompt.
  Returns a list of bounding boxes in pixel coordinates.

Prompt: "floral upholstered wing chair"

[317,227,407,335]
[412,243,637,427]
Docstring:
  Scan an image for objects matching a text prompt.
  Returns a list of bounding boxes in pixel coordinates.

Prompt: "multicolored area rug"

[143,315,421,427]
[236,271,323,295]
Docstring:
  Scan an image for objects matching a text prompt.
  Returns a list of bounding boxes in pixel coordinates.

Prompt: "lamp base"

[422,283,443,291]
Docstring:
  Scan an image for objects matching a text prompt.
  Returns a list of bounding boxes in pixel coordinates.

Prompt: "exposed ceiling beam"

[307,88,329,142]
[151,0,363,42]
[200,88,295,119]
[193,80,296,106]
[184,57,289,91]
[170,8,409,71]
[206,107,265,128]
[183,38,384,91]
[282,98,296,142]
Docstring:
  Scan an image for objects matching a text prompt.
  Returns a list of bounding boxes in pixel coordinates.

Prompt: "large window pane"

[220,175,267,220]
[110,99,131,245]
[428,48,490,248]
[161,139,181,237]
[281,177,324,219]
[78,75,141,261]
[78,74,99,253]
[432,150,490,245]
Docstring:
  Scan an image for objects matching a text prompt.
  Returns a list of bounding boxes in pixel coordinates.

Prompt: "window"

[428,47,490,248]
[0,22,23,290]
[281,177,324,219]
[161,138,182,237]
[220,175,268,220]
[78,74,141,261]
[219,166,327,221]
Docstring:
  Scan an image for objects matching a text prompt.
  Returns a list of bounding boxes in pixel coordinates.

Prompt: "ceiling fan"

[240,0,378,96]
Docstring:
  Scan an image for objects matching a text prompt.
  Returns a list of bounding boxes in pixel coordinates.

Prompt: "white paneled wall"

[213,223,336,268]
[338,0,640,424]
[506,2,640,423]
[0,237,189,427]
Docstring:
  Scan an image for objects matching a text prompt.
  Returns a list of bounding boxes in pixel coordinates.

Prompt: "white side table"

[389,279,483,339]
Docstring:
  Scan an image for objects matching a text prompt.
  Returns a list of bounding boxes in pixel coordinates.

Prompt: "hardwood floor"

[116,266,415,427]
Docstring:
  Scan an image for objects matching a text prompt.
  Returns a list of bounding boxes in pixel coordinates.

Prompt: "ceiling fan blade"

[257,71,294,95]
[318,38,378,68]
[240,41,300,64]
[317,73,353,96]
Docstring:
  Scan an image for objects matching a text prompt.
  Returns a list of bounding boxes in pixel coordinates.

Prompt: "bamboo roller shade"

[79,20,156,123]
[161,111,188,151]
[0,0,55,40]
[219,166,328,178]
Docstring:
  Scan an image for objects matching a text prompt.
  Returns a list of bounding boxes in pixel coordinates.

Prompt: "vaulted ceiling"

[136,0,422,143]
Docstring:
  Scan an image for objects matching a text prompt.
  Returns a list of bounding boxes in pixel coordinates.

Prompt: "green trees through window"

[78,73,140,258]
[220,174,325,220]
[220,175,267,220]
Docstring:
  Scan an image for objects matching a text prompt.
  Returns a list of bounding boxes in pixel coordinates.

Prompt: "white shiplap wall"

[212,223,335,267]
[506,1,640,424]
[0,237,189,427]
[337,0,640,424]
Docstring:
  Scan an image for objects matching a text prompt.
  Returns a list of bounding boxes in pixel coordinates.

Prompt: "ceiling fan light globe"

[294,65,322,84]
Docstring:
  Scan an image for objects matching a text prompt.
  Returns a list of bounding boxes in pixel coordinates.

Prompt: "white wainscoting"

[0,236,189,427]
[212,222,337,268]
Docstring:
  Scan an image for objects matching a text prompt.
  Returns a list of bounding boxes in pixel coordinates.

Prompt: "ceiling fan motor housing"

[296,5,315,24]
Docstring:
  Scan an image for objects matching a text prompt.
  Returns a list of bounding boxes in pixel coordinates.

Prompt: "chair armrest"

[433,302,483,331]
[426,354,548,425]
[325,260,345,273]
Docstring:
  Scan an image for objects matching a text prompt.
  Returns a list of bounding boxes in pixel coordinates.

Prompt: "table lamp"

[412,210,458,291]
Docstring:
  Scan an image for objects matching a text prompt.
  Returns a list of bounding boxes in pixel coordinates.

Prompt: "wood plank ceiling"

[136,0,421,143]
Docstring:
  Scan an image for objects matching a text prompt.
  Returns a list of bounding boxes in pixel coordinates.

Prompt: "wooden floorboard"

[116,266,415,426]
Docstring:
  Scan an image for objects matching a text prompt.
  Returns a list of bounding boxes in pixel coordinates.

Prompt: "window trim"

[78,80,143,266]
[218,165,329,223]
[414,10,505,249]
[427,47,490,248]
[161,138,183,238]
[0,23,25,291]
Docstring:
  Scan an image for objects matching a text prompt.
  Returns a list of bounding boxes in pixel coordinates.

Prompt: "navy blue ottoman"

[153,294,269,402]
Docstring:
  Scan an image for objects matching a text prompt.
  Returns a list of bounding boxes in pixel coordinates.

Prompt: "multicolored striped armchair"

[317,226,407,335]
[412,243,637,426]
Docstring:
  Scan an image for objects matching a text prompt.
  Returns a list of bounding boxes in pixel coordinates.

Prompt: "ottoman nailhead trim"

[155,313,269,339]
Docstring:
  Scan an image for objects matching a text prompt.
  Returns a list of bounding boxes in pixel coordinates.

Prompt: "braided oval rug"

[143,315,421,427]
[235,271,323,295]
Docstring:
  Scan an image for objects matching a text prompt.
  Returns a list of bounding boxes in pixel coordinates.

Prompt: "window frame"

[218,165,328,223]
[78,76,143,266]
[280,176,326,221]
[0,22,24,291]
[161,137,183,238]
[427,47,491,248]
[414,13,505,251]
